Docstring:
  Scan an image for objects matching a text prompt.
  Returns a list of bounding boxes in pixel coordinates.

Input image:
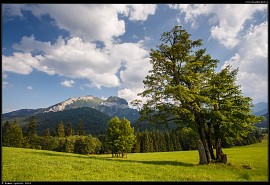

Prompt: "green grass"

[2,139,268,181]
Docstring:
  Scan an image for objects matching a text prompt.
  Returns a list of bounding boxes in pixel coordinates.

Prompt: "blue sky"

[2,4,268,113]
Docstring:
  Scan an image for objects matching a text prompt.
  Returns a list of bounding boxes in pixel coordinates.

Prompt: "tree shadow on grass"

[129,160,195,167]
[28,150,195,167]
[28,150,89,158]
[90,156,195,167]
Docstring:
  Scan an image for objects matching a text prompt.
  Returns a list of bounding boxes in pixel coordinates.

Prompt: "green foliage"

[131,130,184,153]
[39,136,58,151]
[65,122,74,136]
[74,135,102,154]
[8,107,111,136]
[76,119,85,136]
[133,25,263,163]
[106,117,135,157]
[178,127,198,150]
[56,121,65,137]
[2,120,23,147]
[27,116,37,137]
[43,128,50,137]
[205,66,265,146]
[133,25,218,126]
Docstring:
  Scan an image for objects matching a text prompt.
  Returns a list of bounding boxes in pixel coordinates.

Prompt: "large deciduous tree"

[132,26,263,164]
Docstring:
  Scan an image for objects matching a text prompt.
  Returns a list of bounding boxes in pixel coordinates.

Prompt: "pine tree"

[28,116,37,137]
[76,119,85,136]
[44,128,50,137]
[140,130,151,153]
[57,121,65,137]
[2,120,23,147]
[131,131,141,153]
[27,116,39,148]
[65,122,73,136]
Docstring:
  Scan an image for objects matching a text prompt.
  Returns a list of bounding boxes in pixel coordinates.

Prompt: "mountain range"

[1,96,141,136]
[252,102,268,116]
[2,96,268,136]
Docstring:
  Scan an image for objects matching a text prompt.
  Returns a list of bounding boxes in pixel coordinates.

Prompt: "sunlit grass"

[2,139,268,181]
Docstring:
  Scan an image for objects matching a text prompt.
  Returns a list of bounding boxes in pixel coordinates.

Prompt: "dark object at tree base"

[220,154,227,164]
[242,164,252,169]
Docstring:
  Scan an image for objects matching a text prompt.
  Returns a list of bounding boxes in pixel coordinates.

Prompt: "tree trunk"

[206,121,215,160]
[196,114,212,164]
[197,139,207,164]
[215,138,227,163]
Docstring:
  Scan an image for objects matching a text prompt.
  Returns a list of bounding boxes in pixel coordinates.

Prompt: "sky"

[2,4,268,113]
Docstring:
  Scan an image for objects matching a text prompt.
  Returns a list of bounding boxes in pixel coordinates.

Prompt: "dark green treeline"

[2,116,266,155]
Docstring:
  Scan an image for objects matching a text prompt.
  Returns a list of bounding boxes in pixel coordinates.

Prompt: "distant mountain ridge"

[2,98,268,134]
[2,95,140,125]
[42,95,139,123]
[44,95,103,113]
[252,102,268,116]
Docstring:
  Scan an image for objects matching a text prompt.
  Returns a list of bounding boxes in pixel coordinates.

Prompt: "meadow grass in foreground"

[2,139,268,181]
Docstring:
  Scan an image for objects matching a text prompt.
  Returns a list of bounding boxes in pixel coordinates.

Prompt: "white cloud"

[2,4,26,17]
[2,53,36,75]
[61,80,75,87]
[110,42,151,88]
[124,4,157,21]
[109,42,152,105]
[27,86,33,90]
[101,96,108,100]
[13,35,51,53]
[7,35,152,91]
[169,4,211,28]
[3,4,157,103]
[5,4,157,46]
[2,52,55,75]
[118,88,139,104]
[13,36,121,88]
[222,21,268,103]
[169,4,267,48]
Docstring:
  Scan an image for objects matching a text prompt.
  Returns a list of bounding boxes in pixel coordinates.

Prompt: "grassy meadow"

[2,139,268,182]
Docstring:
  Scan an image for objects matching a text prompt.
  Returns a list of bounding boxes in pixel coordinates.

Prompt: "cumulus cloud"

[61,80,75,87]
[110,42,152,105]
[2,52,55,75]
[123,4,157,21]
[13,35,51,53]
[2,4,26,17]
[4,4,157,46]
[3,52,38,75]
[117,87,149,108]
[169,4,267,48]
[2,4,157,104]
[110,42,151,88]
[11,36,121,88]
[5,35,152,93]
[222,21,268,103]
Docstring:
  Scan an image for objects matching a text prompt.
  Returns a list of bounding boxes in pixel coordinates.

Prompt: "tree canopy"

[133,25,264,164]
[106,117,135,158]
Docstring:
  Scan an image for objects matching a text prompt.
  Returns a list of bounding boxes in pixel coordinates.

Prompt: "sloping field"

[2,139,268,181]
